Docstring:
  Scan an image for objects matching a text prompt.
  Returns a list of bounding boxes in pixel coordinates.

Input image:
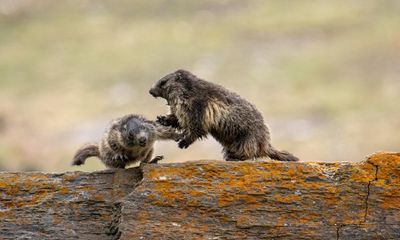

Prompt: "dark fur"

[149,70,299,162]
[72,114,182,168]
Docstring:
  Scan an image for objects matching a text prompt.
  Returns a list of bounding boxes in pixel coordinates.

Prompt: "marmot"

[72,114,182,168]
[149,69,299,162]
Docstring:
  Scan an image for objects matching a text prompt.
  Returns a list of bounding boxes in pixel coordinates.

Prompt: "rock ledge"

[0,152,399,239]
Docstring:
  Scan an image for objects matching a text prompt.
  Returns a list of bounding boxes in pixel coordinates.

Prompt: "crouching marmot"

[149,69,299,162]
[72,114,182,168]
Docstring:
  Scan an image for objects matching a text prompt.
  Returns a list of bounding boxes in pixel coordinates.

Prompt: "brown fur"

[72,114,182,168]
[150,70,299,162]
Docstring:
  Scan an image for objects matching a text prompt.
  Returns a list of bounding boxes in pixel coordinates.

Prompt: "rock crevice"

[108,202,123,240]
[363,160,379,224]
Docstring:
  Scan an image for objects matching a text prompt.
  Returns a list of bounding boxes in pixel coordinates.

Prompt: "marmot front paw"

[72,158,84,166]
[178,139,190,149]
[149,155,164,164]
[156,115,171,126]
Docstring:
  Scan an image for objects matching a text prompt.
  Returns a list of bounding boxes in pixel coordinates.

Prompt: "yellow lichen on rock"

[121,152,400,239]
[0,152,399,239]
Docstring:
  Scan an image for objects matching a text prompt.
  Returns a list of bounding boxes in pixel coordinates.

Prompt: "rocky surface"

[0,152,399,239]
[0,168,142,239]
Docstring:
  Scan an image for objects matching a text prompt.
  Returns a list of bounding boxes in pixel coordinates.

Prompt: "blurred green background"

[0,0,399,172]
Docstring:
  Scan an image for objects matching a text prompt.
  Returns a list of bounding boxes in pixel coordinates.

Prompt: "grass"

[0,0,399,171]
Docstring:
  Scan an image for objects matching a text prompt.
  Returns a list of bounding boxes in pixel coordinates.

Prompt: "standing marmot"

[72,114,182,168]
[149,69,299,162]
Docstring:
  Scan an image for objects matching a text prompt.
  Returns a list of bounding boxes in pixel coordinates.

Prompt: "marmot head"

[117,115,156,148]
[149,69,196,102]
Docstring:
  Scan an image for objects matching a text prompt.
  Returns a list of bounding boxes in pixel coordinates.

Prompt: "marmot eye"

[159,79,167,88]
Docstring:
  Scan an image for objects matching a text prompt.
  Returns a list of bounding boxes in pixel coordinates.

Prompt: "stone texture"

[0,168,142,239]
[0,152,399,239]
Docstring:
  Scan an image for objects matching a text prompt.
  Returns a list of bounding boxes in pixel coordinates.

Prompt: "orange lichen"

[136,211,148,221]
[138,153,400,232]
[380,197,400,209]
[1,152,399,239]
[218,193,237,207]
[94,194,105,201]
[273,193,302,203]
[59,186,69,194]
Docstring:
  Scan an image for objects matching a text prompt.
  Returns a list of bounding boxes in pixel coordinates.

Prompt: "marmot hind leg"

[223,139,256,161]
[223,149,247,161]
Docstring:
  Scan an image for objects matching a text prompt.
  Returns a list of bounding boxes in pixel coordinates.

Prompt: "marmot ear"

[176,71,182,81]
